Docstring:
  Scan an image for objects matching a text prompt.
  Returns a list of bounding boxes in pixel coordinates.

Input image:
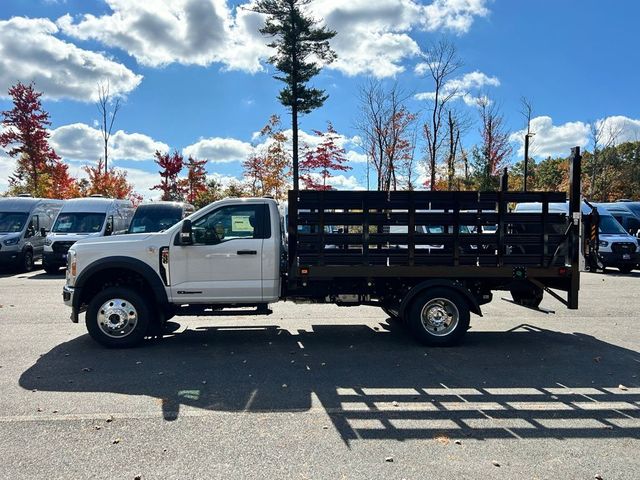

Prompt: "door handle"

[237,250,257,255]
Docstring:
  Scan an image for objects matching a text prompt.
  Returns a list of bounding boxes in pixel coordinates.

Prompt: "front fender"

[73,256,169,312]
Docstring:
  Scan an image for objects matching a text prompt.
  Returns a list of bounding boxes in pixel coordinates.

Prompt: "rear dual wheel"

[405,288,470,346]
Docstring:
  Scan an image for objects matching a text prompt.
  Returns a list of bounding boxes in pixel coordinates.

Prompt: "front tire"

[43,264,60,274]
[20,250,34,273]
[406,288,470,346]
[85,287,151,348]
[619,264,634,274]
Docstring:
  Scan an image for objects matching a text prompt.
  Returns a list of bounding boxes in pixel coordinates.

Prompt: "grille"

[611,242,637,254]
[52,241,76,254]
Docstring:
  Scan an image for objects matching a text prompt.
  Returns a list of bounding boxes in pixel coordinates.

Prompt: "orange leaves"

[83,158,135,201]
[300,122,350,190]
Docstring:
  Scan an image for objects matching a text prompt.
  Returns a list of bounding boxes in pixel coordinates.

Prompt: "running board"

[176,304,273,317]
[501,297,555,314]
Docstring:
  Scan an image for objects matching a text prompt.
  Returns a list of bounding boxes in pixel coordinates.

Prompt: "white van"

[43,197,135,273]
[0,196,64,272]
[514,201,640,273]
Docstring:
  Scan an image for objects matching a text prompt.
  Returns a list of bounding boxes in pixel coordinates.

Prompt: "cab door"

[169,203,268,303]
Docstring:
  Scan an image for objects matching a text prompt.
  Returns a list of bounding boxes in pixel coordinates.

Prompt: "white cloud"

[50,123,169,161]
[415,70,500,106]
[0,17,142,102]
[305,0,489,78]
[302,172,364,190]
[58,0,489,78]
[510,116,590,159]
[183,137,253,163]
[421,0,490,32]
[596,116,640,145]
[345,150,368,163]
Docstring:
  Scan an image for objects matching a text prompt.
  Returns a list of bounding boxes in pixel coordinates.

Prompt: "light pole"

[523,132,535,191]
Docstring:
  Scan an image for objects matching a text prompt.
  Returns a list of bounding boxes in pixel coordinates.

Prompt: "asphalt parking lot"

[0,268,638,479]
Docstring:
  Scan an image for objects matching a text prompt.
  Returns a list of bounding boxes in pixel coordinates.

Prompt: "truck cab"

[63,198,282,346]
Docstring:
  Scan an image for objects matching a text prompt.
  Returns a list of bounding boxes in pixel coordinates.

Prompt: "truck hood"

[599,233,638,242]
[48,232,103,240]
[72,233,157,247]
[0,233,21,241]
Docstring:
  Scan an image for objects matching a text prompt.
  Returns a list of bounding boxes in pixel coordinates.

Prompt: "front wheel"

[406,288,470,346]
[619,264,634,274]
[85,287,151,348]
[20,250,34,273]
[43,264,60,274]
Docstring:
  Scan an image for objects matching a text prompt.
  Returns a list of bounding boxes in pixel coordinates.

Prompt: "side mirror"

[179,219,193,245]
[40,227,47,237]
[104,216,114,236]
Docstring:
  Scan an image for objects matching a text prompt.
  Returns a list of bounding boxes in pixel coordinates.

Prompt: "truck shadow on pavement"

[19,322,640,444]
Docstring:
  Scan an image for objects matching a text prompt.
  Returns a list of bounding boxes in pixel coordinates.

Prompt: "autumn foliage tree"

[471,97,512,190]
[300,122,350,190]
[243,115,291,200]
[83,158,139,203]
[152,150,186,201]
[0,82,77,198]
[182,156,207,204]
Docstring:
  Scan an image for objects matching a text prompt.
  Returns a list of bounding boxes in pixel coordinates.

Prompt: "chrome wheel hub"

[97,298,138,338]
[420,298,459,336]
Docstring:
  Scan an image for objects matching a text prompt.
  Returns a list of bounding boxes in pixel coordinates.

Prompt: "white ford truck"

[63,149,590,349]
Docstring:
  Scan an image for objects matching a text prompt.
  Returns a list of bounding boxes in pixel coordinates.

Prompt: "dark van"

[128,202,195,234]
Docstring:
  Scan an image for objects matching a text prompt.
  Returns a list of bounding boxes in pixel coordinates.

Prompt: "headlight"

[45,237,53,246]
[66,250,77,286]
[598,240,609,247]
[3,237,19,246]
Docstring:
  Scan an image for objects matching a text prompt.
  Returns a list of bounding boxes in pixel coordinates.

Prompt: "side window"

[627,217,640,233]
[26,215,39,237]
[192,205,267,245]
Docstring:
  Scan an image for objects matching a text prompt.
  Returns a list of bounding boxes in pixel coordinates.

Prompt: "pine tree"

[251,0,336,190]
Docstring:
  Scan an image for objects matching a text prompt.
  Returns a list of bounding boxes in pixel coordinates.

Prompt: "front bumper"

[63,285,79,323]
[44,251,68,267]
[599,251,640,267]
[0,250,21,265]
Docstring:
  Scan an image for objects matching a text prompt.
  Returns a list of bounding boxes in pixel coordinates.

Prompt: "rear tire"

[619,265,634,274]
[85,287,151,348]
[406,288,470,346]
[510,286,543,308]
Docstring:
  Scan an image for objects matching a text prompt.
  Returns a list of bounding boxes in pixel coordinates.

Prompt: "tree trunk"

[292,105,299,191]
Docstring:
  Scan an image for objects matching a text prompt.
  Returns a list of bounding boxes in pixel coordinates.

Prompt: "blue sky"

[1,0,639,196]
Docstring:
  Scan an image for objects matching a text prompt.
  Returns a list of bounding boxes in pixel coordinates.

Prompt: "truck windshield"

[0,212,28,233]
[128,206,182,233]
[53,213,106,233]
[599,216,627,235]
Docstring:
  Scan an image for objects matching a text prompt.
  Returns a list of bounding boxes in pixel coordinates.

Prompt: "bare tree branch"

[421,39,463,190]
[96,81,121,174]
